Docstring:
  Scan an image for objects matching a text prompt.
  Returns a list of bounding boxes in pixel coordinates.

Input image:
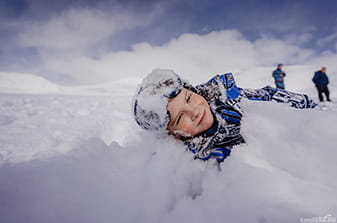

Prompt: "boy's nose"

[186,104,199,121]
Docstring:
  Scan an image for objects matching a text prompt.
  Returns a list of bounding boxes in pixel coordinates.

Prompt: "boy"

[133,69,316,163]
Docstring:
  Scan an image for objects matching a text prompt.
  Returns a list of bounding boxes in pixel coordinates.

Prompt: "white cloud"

[285,33,313,45]
[14,8,335,85]
[18,8,148,51]
[253,37,314,66]
[307,50,337,73]
[316,30,337,47]
[35,29,317,84]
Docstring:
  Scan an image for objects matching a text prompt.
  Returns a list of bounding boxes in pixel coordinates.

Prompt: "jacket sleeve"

[239,87,273,101]
[326,74,329,85]
[185,142,232,163]
[272,70,276,78]
[206,147,232,163]
[273,69,285,81]
[240,86,317,109]
[217,73,241,100]
[195,73,241,101]
[312,72,318,84]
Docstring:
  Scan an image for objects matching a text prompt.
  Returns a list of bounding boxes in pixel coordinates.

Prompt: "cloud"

[31,28,316,84]
[316,31,337,47]
[284,33,313,45]
[253,37,314,66]
[18,8,143,51]
[307,50,337,73]
[316,22,337,47]
[10,7,335,85]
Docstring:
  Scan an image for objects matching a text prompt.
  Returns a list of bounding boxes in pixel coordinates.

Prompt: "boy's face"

[167,88,214,137]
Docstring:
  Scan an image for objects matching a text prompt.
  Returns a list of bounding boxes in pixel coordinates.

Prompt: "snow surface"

[0,68,337,223]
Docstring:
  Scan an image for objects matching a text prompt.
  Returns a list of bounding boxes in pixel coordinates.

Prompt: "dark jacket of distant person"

[312,70,329,87]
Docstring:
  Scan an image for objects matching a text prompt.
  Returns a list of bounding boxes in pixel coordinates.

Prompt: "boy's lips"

[197,109,206,126]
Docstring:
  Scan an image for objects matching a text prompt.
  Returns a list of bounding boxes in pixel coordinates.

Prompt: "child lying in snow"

[133,69,317,163]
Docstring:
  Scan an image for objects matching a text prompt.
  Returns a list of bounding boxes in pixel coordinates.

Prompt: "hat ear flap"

[132,69,185,132]
[182,81,197,94]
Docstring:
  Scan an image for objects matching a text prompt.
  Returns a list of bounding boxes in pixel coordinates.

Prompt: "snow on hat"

[133,68,183,132]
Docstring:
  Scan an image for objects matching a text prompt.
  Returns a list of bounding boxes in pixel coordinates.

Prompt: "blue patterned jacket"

[184,73,316,163]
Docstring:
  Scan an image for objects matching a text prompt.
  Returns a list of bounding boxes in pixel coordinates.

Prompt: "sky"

[1,0,337,84]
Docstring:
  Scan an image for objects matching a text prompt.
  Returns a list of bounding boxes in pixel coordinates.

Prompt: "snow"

[133,68,183,133]
[0,72,61,94]
[0,67,337,223]
[0,72,141,96]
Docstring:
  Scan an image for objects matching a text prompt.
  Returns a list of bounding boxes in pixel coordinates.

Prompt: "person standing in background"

[272,64,286,89]
[312,67,331,102]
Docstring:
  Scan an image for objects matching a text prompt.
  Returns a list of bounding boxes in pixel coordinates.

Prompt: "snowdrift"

[0,68,336,223]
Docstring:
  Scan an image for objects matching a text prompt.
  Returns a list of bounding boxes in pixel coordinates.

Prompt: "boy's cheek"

[176,125,192,135]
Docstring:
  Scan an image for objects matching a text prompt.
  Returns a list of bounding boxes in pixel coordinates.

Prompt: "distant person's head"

[133,69,214,138]
[321,67,327,73]
[277,64,283,69]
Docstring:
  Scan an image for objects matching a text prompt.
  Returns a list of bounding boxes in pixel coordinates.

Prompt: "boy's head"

[166,88,214,137]
[133,69,214,138]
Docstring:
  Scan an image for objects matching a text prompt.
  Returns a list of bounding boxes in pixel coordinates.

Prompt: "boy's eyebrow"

[173,90,188,126]
[171,91,188,125]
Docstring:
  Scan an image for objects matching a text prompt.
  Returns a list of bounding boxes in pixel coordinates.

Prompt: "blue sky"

[1,0,337,83]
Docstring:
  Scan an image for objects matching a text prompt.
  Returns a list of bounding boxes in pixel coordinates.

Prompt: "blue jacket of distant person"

[184,73,317,163]
[312,70,329,87]
[272,68,286,88]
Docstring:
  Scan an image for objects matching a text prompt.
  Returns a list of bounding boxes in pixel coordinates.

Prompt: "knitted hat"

[133,69,183,132]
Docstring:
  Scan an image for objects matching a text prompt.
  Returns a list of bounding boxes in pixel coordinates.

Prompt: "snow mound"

[0,96,337,223]
[0,93,134,162]
[0,72,61,94]
[0,66,336,222]
[0,72,141,96]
